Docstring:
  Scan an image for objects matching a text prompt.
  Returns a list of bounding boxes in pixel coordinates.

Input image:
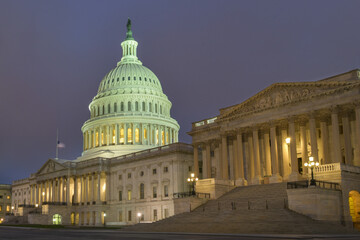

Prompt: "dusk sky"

[1,0,360,184]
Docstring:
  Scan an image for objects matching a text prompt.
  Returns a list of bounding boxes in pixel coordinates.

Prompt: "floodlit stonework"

[9,20,193,226]
[188,69,360,228]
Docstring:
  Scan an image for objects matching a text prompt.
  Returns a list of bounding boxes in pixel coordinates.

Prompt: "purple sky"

[1,0,360,184]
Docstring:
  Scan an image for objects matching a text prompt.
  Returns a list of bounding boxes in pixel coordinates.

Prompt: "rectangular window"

[118,174,122,180]
[127,190,132,200]
[128,173,131,179]
[153,168,157,175]
[140,184,144,200]
[163,167,168,173]
[164,185,168,197]
[135,128,140,143]
[128,211,132,221]
[112,128,116,144]
[6,205,10,212]
[119,191,122,201]
[120,128,124,143]
[144,128,147,139]
[153,209,157,221]
[153,186,157,198]
[128,128,132,143]
[0,195,2,199]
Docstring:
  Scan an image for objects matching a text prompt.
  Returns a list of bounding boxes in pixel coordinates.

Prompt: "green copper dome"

[80,20,179,160]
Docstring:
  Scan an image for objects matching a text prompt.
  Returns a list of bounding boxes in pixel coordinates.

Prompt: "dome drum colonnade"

[81,19,179,156]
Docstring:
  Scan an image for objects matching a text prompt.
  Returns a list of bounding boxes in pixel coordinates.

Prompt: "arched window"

[128,101,132,111]
[121,102,124,111]
[102,105,105,115]
[160,105,162,114]
[108,104,111,114]
[128,128,132,143]
[139,183,144,200]
[135,128,140,143]
[119,128,124,144]
[114,103,117,113]
[142,102,145,111]
[155,104,158,113]
[135,102,139,111]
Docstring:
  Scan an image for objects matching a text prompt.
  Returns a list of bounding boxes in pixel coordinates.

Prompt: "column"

[88,131,91,149]
[232,138,237,180]
[221,135,229,180]
[236,132,245,182]
[74,176,78,204]
[269,125,282,183]
[309,116,319,163]
[280,125,290,178]
[52,180,55,202]
[355,105,360,166]
[97,172,101,203]
[66,177,70,204]
[193,144,199,177]
[79,176,83,204]
[36,184,39,205]
[201,145,207,178]
[300,123,308,175]
[216,141,223,179]
[331,107,342,163]
[248,134,255,180]
[106,126,110,146]
[85,175,89,203]
[124,124,128,144]
[288,118,300,181]
[92,174,95,203]
[342,114,352,165]
[115,124,119,145]
[93,129,96,148]
[320,120,330,164]
[99,127,103,147]
[263,131,272,176]
[205,143,211,178]
[252,128,261,184]
[106,172,110,202]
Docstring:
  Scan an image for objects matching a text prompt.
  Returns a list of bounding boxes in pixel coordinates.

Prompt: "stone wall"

[196,178,235,199]
[287,187,342,223]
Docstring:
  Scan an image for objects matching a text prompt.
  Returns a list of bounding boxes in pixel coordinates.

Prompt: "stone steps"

[122,183,356,234]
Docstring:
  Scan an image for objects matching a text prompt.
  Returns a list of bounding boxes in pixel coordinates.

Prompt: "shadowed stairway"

[122,183,357,234]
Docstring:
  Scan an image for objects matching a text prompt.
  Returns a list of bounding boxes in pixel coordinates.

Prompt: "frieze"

[219,81,360,121]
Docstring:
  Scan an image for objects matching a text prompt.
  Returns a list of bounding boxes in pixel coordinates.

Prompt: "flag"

[57,141,65,148]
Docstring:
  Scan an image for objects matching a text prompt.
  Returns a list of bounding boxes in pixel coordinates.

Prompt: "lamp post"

[304,156,319,186]
[137,212,142,223]
[103,212,106,227]
[187,173,198,196]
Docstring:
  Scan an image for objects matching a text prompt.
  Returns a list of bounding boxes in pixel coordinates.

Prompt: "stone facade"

[188,69,360,226]
[0,184,11,223]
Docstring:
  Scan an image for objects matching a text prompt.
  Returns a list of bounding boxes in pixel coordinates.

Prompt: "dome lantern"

[118,18,142,65]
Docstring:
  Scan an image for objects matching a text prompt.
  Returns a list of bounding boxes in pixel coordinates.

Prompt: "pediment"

[36,159,67,175]
[219,81,360,120]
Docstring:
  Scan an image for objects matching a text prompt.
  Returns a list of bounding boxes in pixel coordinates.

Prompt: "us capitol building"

[9,20,360,228]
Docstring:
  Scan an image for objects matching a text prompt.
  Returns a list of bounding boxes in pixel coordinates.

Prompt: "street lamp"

[285,137,291,144]
[137,212,142,223]
[187,172,198,196]
[103,213,106,227]
[304,156,319,186]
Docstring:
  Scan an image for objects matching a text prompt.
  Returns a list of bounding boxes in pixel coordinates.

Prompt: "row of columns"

[193,105,360,183]
[83,124,178,151]
[30,172,110,206]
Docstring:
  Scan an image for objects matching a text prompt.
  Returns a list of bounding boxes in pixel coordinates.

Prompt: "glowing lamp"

[137,212,142,217]
[195,178,198,181]
[191,173,195,178]
[42,192,45,196]
[309,156,314,162]
[35,204,39,207]
[11,206,14,210]
[187,178,190,182]
[103,213,106,217]
[304,163,308,166]
[285,138,291,144]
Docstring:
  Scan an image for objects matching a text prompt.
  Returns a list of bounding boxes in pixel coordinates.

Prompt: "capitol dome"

[80,19,180,159]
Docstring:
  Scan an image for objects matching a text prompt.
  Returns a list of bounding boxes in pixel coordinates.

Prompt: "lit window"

[162,131,165,145]
[6,196,10,200]
[119,128,124,144]
[0,206,2,211]
[166,132,169,144]
[127,190,132,200]
[6,205,10,212]
[95,131,99,147]
[112,128,116,144]
[101,132,104,145]
[144,128,147,140]
[156,130,159,144]
[128,128,132,143]
[135,128,139,143]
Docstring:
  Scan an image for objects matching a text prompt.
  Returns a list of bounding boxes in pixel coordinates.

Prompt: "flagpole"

[56,128,59,160]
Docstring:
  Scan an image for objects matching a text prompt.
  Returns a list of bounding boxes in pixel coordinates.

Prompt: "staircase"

[122,183,356,234]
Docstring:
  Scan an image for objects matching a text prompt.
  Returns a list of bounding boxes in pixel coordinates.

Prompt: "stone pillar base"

[235,178,248,186]
[269,174,283,183]
[249,176,262,185]
[287,172,302,182]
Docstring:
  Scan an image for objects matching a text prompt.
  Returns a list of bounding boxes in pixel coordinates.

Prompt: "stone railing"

[193,117,218,128]
[314,163,341,173]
